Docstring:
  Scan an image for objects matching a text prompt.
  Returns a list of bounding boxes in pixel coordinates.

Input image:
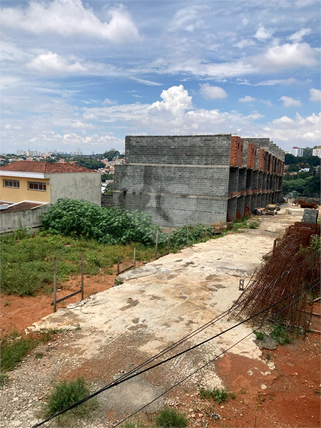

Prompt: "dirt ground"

[0,273,116,338]
[0,208,320,428]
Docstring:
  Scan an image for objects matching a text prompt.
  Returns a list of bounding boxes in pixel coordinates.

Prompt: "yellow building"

[0,161,101,206]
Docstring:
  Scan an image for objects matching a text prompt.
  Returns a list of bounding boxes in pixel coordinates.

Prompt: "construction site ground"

[0,206,320,428]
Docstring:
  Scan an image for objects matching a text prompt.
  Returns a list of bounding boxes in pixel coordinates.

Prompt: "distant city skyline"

[1,0,320,155]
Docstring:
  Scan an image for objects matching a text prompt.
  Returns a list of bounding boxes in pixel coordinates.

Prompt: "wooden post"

[117,256,120,275]
[167,233,170,253]
[53,258,57,313]
[155,230,159,258]
[133,248,136,269]
[81,253,84,300]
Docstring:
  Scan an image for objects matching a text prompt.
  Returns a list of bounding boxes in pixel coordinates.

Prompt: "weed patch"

[270,324,291,345]
[0,330,59,372]
[199,387,236,404]
[42,377,97,423]
[253,330,265,340]
[156,407,188,427]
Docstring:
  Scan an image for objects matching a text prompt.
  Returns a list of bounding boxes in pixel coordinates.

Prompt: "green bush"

[156,407,188,428]
[43,376,97,419]
[271,324,291,345]
[169,224,213,249]
[41,199,165,246]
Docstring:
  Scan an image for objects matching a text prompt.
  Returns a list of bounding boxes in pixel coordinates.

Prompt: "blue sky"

[1,0,320,154]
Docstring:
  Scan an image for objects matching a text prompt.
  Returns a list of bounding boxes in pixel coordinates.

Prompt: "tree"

[285,153,297,165]
[75,158,105,170]
[303,147,313,157]
[103,149,120,161]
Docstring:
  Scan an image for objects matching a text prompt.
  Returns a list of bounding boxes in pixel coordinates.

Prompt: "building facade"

[291,147,304,157]
[113,135,284,227]
[0,161,101,206]
[312,147,321,158]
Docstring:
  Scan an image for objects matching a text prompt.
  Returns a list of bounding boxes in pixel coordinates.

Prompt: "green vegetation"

[2,200,261,297]
[270,324,291,345]
[155,407,188,428]
[41,199,164,246]
[101,172,113,182]
[199,387,236,403]
[74,157,105,170]
[229,218,260,232]
[1,232,155,296]
[169,224,213,248]
[283,153,320,198]
[253,330,265,340]
[42,376,97,422]
[1,330,58,374]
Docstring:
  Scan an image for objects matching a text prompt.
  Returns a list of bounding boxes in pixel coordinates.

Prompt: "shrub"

[169,224,213,249]
[43,376,97,419]
[41,199,165,246]
[156,407,188,427]
[271,324,291,345]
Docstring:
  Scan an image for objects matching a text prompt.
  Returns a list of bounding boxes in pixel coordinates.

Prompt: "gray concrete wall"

[125,135,232,165]
[114,164,230,227]
[101,195,115,208]
[48,172,101,206]
[0,204,49,234]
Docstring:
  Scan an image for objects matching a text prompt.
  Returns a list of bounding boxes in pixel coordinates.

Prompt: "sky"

[1,0,320,155]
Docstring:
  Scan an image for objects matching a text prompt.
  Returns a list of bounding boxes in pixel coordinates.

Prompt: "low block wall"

[0,204,49,234]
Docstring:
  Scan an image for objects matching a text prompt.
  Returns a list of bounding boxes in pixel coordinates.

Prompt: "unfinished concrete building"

[113,135,285,227]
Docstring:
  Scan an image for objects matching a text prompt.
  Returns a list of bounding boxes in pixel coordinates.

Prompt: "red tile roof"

[0,161,95,173]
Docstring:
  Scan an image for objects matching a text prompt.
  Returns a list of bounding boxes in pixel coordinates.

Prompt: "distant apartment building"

[291,147,303,157]
[312,147,321,158]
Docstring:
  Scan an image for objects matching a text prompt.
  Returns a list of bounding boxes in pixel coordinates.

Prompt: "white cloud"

[28,52,86,74]
[200,84,228,99]
[27,51,118,76]
[234,38,256,49]
[0,0,140,43]
[149,85,193,115]
[261,99,273,107]
[288,28,312,42]
[270,113,321,143]
[309,88,321,102]
[254,25,275,41]
[130,77,162,86]
[280,96,302,107]
[252,42,317,72]
[239,96,256,103]
[168,5,207,32]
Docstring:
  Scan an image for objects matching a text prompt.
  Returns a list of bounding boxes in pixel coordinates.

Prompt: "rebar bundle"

[231,222,320,329]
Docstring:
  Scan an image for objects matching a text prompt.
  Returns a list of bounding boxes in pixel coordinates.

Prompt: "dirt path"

[0,208,320,428]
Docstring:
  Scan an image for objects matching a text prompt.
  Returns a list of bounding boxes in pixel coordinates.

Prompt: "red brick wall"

[230,136,243,167]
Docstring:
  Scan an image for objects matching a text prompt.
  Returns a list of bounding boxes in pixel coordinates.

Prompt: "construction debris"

[230,222,320,331]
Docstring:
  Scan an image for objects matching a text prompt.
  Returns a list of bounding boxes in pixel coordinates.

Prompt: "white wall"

[48,172,101,206]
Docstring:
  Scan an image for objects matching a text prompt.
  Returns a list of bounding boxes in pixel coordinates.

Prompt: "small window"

[3,179,19,188]
[28,181,47,191]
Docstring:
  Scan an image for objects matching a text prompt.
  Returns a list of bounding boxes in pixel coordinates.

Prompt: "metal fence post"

[155,230,159,258]
[53,258,57,313]
[81,253,84,300]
